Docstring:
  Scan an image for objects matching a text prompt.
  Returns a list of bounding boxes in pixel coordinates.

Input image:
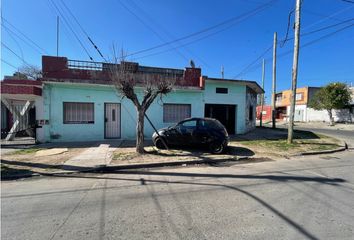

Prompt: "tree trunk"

[327,109,334,126]
[136,109,145,154]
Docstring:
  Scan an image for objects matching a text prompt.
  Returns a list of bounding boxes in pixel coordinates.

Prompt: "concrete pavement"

[2,150,354,240]
[62,144,117,171]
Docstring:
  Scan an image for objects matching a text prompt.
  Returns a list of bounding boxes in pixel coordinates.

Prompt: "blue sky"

[1,0,354,103]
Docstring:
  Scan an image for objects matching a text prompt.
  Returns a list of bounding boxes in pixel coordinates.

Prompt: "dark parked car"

[152,118,229,154]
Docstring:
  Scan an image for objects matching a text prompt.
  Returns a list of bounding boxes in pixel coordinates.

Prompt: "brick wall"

[42,56,205,88]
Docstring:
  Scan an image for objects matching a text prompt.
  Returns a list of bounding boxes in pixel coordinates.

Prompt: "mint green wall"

[42,83,204,142]
[203,80,246,134]
[42,80,247,142]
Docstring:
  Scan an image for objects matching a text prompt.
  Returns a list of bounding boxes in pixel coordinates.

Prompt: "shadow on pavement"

[21,169,344,240]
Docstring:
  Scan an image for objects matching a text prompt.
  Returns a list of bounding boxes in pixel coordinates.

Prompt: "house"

[256,86,353,123]
[1,56,263,143]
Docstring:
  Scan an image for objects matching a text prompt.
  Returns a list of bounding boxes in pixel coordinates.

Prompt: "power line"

[280,8,295,47]
[48,0,94,61]
[234,20,354,78]
[281,4,353,47]
[1,59,18,70]
[1,42,32,67]
[302,9,346,22]
[300,17,353,36]
[2,26,25,60]
[58,0,107,62]
[2,24,42,55]
[135,8,270,61]
[116,0,189,62]
[1,17,49,54]
[127,0,277,57]
[136,3,276,61]
[302,5,354,30]
[236,23,354,78]
[233,46,273,78]
[340,0,354,4]
[126,0,210,68]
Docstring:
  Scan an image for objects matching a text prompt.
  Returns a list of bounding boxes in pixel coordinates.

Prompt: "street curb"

[3,157,263,180]
[291,141,348,157]
[94,158,240,172]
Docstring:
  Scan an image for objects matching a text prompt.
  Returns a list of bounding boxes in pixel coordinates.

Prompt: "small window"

[249,106,254,121]
[63,102,94,124]
[216,88,228,94]
[163,104,191,123]
[112,109,116,121]
[296,93,303,101]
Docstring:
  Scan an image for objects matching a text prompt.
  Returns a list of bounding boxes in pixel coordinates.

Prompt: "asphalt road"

[2,149,354,240]
[293,125,354,148]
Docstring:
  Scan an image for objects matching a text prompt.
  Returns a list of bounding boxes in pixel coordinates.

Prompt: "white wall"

[306,108,352,123]
[286,105,307,122]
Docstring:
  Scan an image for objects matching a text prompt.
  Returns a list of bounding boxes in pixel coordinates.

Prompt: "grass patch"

[235,138,340,154]
[113,152,139,161]
[7,148,42,155]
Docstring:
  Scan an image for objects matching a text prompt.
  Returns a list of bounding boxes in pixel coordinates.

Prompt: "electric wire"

[116,0,189,62]
[48,0,94,61]
[1,59,18,70]
[126,0,210,68]
[2,24,42,55]
[2,26,25,60]
[126,0,277,58]
[234,19,354,78]
[236,23,354,77]
[58,0,107,61]
[1,17,49,54]
[2,42,32,67]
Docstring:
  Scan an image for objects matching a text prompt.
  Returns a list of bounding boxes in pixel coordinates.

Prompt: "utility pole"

[288,0,301,144]
[271,32,277,129]
[56,16,59,57]
[260,59,265,127]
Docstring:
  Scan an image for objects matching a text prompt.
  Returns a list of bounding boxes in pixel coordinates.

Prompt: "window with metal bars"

[163,104,191,123]
[63,102,94,124]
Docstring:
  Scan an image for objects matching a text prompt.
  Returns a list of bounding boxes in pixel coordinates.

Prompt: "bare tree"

[109,50,176,154]
[18,65,42,79]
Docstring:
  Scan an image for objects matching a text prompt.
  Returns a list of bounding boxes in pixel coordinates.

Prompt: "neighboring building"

[256,105,272,122]
[256,86,353,123]
[1,56,263,142]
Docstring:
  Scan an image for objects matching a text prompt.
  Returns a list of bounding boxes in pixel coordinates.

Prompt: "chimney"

[184,67,202,87]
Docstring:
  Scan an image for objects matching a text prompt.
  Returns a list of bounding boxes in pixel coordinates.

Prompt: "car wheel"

[209,142,224,154]
[155,138,167,149]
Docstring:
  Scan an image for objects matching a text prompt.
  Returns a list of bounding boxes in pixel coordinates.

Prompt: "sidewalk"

[61,141,122,171]
[1,128,347,180]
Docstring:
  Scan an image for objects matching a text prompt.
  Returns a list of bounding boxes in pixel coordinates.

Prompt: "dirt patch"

[231,133,342,157]
[1,148,85,173]
[111,146,250,166]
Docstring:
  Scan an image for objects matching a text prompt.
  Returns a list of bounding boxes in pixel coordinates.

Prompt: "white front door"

[105,103,121,138]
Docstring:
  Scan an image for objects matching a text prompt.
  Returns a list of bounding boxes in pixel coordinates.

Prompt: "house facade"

[256,86,353,123]
[1,56,263,143]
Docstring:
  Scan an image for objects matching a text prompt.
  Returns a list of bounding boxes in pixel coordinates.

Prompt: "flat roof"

[206,77,264,94]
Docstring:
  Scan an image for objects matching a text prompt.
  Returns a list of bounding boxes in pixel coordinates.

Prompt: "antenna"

[221,65,224,79]
[56,16,59,56]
